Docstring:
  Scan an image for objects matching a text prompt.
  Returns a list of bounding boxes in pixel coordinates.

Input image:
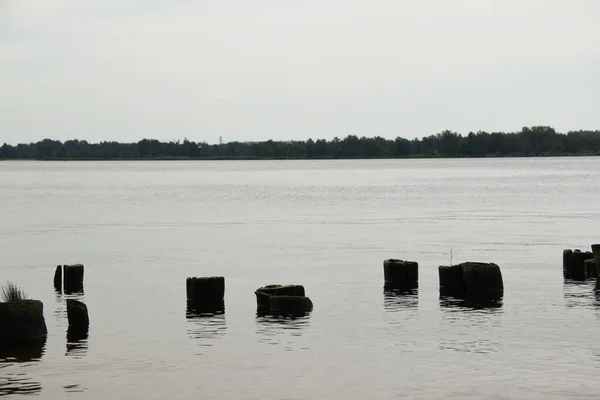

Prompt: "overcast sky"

[1,0,599,145]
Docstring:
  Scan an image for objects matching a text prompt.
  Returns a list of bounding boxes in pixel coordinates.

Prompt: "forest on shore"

[1,126,599,160]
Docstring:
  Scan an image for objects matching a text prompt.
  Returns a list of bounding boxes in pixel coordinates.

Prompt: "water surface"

[1,158,599,399]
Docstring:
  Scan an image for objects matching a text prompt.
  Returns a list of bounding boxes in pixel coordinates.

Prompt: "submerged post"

[383,259,418,291]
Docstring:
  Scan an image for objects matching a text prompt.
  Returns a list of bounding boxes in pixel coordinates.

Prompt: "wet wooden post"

[53,265,62,292]
[563,249,573,279]
[254,285,305,312]
[268,295,313,316]
[570,250,594,281]
[383,259,418,291]
[186,276,225,314]
[63,264,84,293]
[592,244,600,290]
[66,299,89,328]
[0,300,48,341]
[439,262,503,298]
[584,259,597,279]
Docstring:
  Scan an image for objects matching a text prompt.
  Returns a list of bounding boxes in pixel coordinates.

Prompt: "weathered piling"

[383,259,418,291]
[268,295,313,316]
[0,300,48,341]
[438,265,465,296]
[186,276,225,314]
[66,299,89,328]
[63,264,84,293]
[439,262,503,298]
[584,259,597,279]
[568,250,594,281]
[563,249,573,279]
[255,285,305,311]
[53,265,62,292]
[592,244,600,290]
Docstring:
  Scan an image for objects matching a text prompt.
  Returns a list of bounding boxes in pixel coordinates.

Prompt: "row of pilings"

[54,264,84,294]
[563,244,600,290]
[4,246,600,355]
[185,277,314,318]
[383,259,504,302]
[1,263,90,359]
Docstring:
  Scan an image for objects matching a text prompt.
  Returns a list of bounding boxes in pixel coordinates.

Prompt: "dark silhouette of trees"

[1,126,599,160]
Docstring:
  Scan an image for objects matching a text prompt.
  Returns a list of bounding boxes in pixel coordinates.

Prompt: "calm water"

[1,158,600,399]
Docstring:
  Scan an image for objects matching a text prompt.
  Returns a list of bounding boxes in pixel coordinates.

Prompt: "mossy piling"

[255,284,312,316]
[563,249,594,281]
[0,300,48,341]
[439,262,503,299]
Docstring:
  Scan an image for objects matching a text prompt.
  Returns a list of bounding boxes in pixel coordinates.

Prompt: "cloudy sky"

[1,0,599,144]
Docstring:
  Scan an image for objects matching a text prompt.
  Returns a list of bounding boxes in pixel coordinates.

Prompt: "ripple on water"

[255,312,311,349]
[186,310,227,346]
[438,294,504,354]
[383,289,419,311]
[0,337,46,397]
[563,279,597,309]
[66,327,89,358]
[439,294,504,311]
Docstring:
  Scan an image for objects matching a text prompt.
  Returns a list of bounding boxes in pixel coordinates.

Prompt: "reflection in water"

[186,313,227,343]
[0,337,47,363]
[255,312,311,349]
[438,337,501,354]
[186,299,225,316]
[439,295,502,354]
[0,337,46,396]
[54,292,86,321]
[383,289,418,311]
[0,370,42,397]
[563,280,596,309]
[186,302,227,347]
[439,294,503,310]
[63,384,86,393]
[66,327,89,358]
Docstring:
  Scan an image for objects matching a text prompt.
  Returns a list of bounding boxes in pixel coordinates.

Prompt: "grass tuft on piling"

[1,281,28,302]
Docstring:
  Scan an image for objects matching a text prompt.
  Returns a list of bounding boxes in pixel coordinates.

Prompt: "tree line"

[1,126,599,160]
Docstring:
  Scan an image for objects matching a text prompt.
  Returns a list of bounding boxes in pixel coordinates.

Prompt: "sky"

[1,0,599,145]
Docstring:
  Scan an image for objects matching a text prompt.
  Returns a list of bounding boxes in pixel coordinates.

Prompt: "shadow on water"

[186,301,227,344]
[66,327,89,358]
[255,310,311,348]
[383,289,418,311]
[0,337,46,396]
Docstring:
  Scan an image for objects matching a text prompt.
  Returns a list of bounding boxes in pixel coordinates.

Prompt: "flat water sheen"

[1,157,600,399]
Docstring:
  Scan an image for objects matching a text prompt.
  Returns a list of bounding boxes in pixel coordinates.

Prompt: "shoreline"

[1,153,599,161]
